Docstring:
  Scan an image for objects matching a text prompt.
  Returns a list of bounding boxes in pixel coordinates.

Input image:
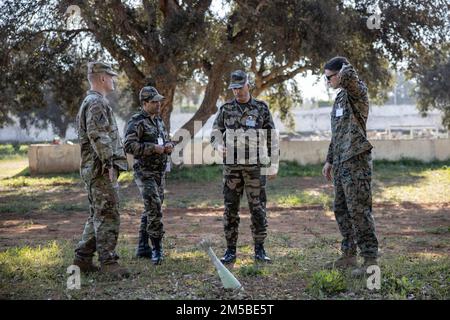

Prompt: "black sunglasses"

[325,73,338,81]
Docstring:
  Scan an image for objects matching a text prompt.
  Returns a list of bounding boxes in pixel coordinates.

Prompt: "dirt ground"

[1,165,449,300]
[1,179,449,256]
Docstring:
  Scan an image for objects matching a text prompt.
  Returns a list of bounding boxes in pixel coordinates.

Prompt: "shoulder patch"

[87,101,106,115]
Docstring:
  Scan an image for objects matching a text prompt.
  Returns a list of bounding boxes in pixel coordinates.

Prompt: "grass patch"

[0,144,29,160]
[379,255,450,299]
[374,165,450,203]
[0,173,80,188]
[0,201,41,214]
[425,226,450,235]
[0,241,66,280]
[168,164,223,182]
[0,237,449,300]
[166,162,323,183]
[238,264,269,277]
[307,269,347,297]
[273,190,331,208]
[277,161,322,177]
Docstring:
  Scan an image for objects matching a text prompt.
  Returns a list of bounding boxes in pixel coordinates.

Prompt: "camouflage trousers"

[135,171,165,239]
[223,165,268,247]
[333,151,378,258]
[75,174,121,264]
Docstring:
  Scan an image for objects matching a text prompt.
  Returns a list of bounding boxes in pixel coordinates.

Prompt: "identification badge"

[246,116,256,127]
[157,137,164,146]
[165,161,171,172]
[335,107,343,117]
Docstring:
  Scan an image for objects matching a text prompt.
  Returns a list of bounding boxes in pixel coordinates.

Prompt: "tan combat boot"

[100,262,131,279]
[324,253,358,270]
[351,257,378,277]
[73,257,100,273]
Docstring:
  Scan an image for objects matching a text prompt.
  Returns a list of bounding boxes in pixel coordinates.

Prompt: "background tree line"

[1,0,449,139]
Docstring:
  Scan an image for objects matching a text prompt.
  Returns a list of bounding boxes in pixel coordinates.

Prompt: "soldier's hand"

[338,63,348,83]
[322,162,332,182]
[164,142,174,154]
[154,145,165,154]
[108,167,118,183]
[268,173,277,180]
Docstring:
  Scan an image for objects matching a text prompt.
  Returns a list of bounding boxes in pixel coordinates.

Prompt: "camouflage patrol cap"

[139,86,165,102]
[87,61,118,76]
[228,70,248,89]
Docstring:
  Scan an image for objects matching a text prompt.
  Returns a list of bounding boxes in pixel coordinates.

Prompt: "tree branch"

[79,4,146,91]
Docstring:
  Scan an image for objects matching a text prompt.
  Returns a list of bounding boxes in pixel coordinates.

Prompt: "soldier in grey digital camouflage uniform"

[211,70,278,264]
[322,56,379,276]
[124,86,174,265]
[73,61,130,278]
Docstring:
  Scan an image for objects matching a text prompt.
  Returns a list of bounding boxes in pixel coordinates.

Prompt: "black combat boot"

[150,237,163,265]
[220,246,237,264]
[135,215,152,258]
[254,243,272,263]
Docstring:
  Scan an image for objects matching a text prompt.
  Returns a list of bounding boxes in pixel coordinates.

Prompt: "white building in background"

[0,105,445,143]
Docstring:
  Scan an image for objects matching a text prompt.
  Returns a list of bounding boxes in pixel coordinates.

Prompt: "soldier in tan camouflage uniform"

[124,86,174,265]
[211,70,278,264]
[73,61,130,278]
[322,57,379,276]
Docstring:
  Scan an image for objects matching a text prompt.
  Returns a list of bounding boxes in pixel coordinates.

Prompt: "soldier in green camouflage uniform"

[322,57,378,275]
[124,86,174,265]
[73,61,130,278]
[211,70,278,264]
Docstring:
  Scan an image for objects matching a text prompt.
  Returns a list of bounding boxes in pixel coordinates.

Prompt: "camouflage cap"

[139,86,165,102]
[87,61,118,76]
[228,70,248,89]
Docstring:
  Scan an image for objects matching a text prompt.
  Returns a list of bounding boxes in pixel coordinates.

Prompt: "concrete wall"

[28,144,80,175]
[28,138,450,174]
[371,139,450,162]
[280,138,450,164]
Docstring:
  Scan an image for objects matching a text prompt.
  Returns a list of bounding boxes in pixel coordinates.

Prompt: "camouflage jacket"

[326,65,373,165]
[211,97,277,166]
[77,90,128,182]
[124,110,170,173]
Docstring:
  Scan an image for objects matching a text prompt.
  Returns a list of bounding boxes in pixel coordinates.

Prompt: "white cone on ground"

[199,239,243,290]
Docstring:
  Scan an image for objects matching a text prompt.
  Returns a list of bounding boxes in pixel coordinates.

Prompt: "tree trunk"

[173,59,230,139]
[160,85,176,132]
[153,62,178,132]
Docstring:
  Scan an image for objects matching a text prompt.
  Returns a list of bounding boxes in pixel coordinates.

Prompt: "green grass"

[0,174,80,188]
[1,236,447,300]
[168,164,223,182]
[2,159,449,211]
[0,144,29,160]
[0,241,65,280]
[374,163,450,203]
[307,269,347,297]
[0,197,86,214]
[373,158,450,180]
[379,255,450,299]
[277,161,322,177]
[273,190,332,208]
